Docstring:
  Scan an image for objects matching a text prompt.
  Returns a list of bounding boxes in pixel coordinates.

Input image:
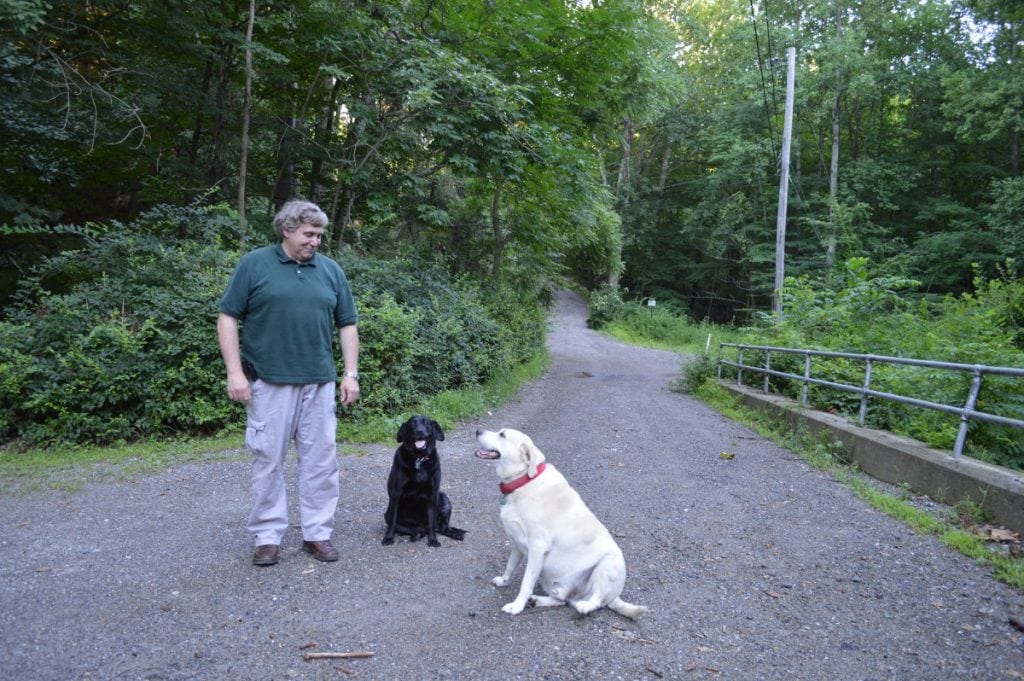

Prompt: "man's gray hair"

[274,200,329,236]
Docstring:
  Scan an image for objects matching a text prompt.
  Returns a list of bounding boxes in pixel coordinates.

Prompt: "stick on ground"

[303,651,375,661]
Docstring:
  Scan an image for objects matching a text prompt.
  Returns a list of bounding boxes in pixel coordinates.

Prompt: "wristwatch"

[343,371,360,380]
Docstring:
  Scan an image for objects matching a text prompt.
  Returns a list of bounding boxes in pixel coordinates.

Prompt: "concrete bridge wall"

[719,381,1024,535]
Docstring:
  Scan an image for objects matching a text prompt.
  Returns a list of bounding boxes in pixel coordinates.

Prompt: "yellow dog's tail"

[609,597,648,621]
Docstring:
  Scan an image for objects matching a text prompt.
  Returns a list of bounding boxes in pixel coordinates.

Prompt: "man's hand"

[339,375,360,406]
[226,370,251,403]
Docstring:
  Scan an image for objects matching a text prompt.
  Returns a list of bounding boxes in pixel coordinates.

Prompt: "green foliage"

[610,0,1019,321]
[586,285,626,329]
[0,207,545,449]
[2,0,1023,473]
[0,0,1019,331]
[0,205,242,446]
[611,302,696,345]
[674,354,717,395]
[735,259,1024,471]
[337,253,543,422]
[986,177,1024,265]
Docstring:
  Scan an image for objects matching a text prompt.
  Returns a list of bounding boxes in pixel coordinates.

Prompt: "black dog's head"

[397,415,445,454]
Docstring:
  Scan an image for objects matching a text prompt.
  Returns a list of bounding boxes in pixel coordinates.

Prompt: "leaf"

[987,528,1018,543]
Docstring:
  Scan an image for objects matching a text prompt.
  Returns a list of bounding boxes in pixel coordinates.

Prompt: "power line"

[763,0,780,116]
[749,0,779,162]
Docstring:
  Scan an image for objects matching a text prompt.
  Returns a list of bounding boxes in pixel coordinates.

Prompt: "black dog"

[382,416,466,547]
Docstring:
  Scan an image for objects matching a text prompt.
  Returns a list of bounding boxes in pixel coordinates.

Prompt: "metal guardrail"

[717,343,1024,458]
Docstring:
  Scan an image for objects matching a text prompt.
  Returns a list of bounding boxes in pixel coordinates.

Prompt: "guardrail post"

[858,358,873,426]
[802,352,810,405]
[763,351,771,393]
[737,348,744,386]
[953,369,984,459]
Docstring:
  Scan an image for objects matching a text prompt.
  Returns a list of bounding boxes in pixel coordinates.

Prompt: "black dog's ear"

[431,420,445,441]
[397,419,409,443]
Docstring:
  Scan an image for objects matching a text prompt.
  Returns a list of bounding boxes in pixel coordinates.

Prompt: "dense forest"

[1,0,1022,450]
[4,0,1020,315]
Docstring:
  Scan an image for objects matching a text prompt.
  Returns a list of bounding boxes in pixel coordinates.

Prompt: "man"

[217,199,360,566]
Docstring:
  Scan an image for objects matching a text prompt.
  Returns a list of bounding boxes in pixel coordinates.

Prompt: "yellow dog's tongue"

[415,440,427,449]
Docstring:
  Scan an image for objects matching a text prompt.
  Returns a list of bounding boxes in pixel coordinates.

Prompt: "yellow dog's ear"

[521,442,543,478]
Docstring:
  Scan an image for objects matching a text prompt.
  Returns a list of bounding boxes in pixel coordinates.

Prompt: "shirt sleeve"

[219,255,251,319]
[332,264,358,327]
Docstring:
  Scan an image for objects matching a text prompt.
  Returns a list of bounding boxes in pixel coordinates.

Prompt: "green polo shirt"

[219,244,358,384]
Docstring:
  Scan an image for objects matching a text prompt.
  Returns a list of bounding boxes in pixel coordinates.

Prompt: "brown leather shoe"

[301,539,339,562]
[252,544,279,566]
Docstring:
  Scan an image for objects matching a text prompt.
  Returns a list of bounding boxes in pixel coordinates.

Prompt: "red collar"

[499,462,547,495]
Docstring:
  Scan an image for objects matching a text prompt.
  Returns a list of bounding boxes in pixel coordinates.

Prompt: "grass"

[0,349,549,493]
[0,432,248,493]
[604,312,741,357]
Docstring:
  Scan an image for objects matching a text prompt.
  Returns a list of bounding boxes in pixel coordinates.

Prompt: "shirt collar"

[274,242,317,267]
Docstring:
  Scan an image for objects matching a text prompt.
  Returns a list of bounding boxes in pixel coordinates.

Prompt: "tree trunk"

[826,89,840,273]
[210,42,234,199]
[1012,30,1021,176]
[594,136,609,187]
[657,144,671,195]
[606,117,636,287]
[332,184,357,253]
[332,96,374,252]
[825,2,842,275]
[490,182,504,279]
[185,60,213,206]
[311,79,343,202]
[615,117,633,203]
[237,0,255,249]
[272,91,298,212]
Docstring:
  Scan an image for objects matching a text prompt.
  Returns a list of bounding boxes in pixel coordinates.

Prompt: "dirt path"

[1,289,1022,680]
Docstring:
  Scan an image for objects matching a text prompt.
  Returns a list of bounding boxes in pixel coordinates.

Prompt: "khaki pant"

[245,380,339,546]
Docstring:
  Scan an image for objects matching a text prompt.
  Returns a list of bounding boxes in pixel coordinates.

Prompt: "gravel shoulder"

[2,289,1022,681]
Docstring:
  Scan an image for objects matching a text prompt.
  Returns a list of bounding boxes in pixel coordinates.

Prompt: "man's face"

[281,223,323,262]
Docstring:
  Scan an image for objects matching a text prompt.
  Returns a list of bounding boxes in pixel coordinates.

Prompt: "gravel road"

[2,289,1023,681]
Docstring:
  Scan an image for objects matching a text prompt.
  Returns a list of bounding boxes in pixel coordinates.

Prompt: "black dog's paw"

[382,536,395,546]
[440,525,466,541]
[428,537,441,547]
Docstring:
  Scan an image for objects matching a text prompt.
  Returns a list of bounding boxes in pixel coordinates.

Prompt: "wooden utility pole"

[773,47,796,315]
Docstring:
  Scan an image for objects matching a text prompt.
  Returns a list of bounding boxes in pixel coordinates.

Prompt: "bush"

[742,259,1024,470]
[0,221,238,446]
[0,209,546,449]
[337,253,544,419]
[675,354,716,394]
[586,284,624,329]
